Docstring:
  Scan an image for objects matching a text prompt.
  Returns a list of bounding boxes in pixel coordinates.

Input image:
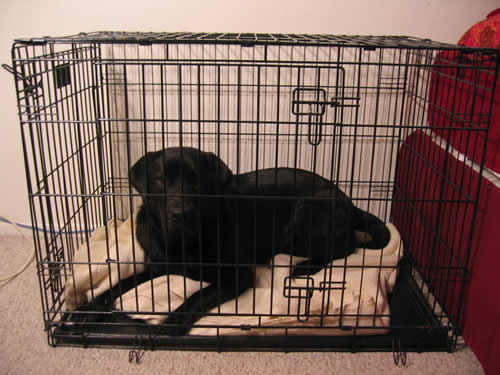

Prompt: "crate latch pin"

[2,63,43,96]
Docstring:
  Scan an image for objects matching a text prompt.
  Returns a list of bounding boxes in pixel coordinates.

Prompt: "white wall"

[0,0,497,224]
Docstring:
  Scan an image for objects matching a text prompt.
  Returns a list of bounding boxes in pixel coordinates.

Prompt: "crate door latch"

[283,275,346,322]
[292,83,360,147]
[292,87,328,146]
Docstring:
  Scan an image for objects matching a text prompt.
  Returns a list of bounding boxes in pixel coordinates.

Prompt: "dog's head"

[282,192,357,259]
[129,147,234,231]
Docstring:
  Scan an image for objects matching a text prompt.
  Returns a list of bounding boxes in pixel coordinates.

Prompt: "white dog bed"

[115,225,402,336]
[64,213,145,310]
[65,215,401,336]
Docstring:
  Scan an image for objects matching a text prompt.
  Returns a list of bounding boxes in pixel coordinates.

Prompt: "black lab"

[76,147,254,336]
[73,153,389,336]
[129,147,254,335]
[236,168,391,276]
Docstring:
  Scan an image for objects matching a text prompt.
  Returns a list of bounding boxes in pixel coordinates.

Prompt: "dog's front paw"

[291,259,324,277]
[292,260,313,277]
[158,325,191,336]
[67,300,110,323]
[156,314,193,336]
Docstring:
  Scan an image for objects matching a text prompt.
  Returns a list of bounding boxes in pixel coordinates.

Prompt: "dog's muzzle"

[170,211,185,225]
[166,199,196,228]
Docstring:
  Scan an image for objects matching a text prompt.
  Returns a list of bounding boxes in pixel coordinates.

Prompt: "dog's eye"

[183,169,198,184]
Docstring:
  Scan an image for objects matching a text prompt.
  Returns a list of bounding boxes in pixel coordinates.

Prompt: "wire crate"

[7,32,499,353]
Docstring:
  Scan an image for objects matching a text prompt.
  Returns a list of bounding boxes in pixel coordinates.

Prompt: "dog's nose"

[171,211,184,223]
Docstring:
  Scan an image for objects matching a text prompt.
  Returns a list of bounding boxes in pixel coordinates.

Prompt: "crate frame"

[8,31,499,352]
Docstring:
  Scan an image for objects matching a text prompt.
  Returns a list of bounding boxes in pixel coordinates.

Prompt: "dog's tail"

[352,208,391,249]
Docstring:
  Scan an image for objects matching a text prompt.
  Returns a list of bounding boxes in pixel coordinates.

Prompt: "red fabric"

[459,9,500,49]
[393,130,500,375]
[427,9,500,173]
[465,177,500,375]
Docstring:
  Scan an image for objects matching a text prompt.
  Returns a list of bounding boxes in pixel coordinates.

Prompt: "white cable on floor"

[0,215,36,284]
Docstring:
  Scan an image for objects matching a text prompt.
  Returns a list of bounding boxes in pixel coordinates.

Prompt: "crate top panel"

[12,31,498,52]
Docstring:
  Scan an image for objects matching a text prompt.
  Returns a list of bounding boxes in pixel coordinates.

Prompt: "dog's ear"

[129,151,162,194]
[203,151,234,192]
[129,154,148,194]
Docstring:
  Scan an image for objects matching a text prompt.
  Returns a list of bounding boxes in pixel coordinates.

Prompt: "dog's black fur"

[236,168,391,276]
[129,147,241,278]
[72,149,389,336]
[72,147,254,336]
[128,147,256,335]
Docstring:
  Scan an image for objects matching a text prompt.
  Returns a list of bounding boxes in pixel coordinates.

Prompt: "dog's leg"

[66,269,156,323]
[352,208,390,249]
[291,258,332,277]
[158,268,255,336]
